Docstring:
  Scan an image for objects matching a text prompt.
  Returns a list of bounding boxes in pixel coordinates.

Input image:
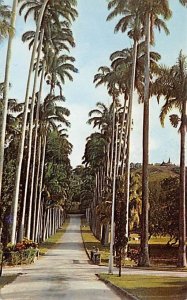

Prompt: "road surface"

[0,215,123,300]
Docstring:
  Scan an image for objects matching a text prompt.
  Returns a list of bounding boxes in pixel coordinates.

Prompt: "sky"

[1,0,187,167]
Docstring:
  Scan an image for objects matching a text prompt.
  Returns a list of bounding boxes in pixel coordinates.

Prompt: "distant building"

[160,158,174,167]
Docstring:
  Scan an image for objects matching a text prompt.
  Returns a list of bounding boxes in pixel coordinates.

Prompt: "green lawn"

[81,218,187,269]
[81,219,134,266]
[99,274,187,300]
[81,222,110,264]
[39,217,69,255]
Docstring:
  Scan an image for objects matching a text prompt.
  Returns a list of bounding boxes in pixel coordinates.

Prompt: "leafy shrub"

[3,238,38,266]
[4,238,38,252]
[127,248,139,264]
[3,248,38,265]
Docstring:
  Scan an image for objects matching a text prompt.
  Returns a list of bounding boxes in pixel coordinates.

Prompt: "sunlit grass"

[39,217,69,255]
[81,222,109,264]
[81,218,134,266]
[80,218,187,269]
[99,274,187,300]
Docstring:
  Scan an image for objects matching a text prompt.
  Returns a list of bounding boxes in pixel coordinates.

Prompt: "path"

[0,215,123,300]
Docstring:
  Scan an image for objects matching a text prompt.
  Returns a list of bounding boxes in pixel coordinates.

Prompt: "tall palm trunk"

[32,136,42,241]
[178,93,187,267]
[121,40,138,176]
[26,33,45,240]
[29,62,45,241]
[139,12,150,267]
[108,117,119,274]
[35,132,47,242]
[11,0,49,244]
[116,95,127,176]
[19,30,44,241]
[106,142,110,178]
[109,98,116,178]
[124,39,138,242]
[0,0,18,205]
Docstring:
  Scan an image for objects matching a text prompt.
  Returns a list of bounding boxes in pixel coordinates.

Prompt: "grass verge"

[99,274,187,300]
[0,274,18,289]
[39,217,69,255]
[81,218,110,264]
[81,218,134,266]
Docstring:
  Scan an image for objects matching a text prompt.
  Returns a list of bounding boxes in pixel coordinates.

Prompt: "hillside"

[133,165,179,183]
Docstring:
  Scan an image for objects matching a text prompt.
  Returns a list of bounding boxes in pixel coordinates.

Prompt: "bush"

[3,238,38,266]
[3,248,38,265]
[127,248,139,264]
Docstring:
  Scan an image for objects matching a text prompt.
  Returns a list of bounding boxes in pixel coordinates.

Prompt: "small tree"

[114,176,128,277]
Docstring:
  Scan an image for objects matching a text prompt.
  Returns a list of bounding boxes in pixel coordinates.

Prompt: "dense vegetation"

[0,0,186,273]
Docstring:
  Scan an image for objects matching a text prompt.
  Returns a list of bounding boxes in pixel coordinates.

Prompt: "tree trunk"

[35,133,47,241]
[11,0,49,244]
[31,136,42,241]
[0,0,18,207]
[108,119,119,274]
[109,98,116,179]
[117,95,127,176]
[19,30,44,241]
[139,12,150,267]
[30,62,45,241]
[178,93,187,267]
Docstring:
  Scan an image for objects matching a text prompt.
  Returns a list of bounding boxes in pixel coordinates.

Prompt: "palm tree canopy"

[19,0,78,27]
[0,0,14,40]
[154,51,187,127]
[107,0,172,44]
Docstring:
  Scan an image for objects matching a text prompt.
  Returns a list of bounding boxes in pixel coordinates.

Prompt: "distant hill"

[132,165,180,183]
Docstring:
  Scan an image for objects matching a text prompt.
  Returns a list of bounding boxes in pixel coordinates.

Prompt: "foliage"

[44,130,72,206]
[67,166,95,212]
[4,238,38,252]
[127,248,139,264]
[3,248,38,265]
[114,176,128,250]
[3,238,38,265]
[0,0,14,41]
[129,172,142,231]
[149,176,180,242]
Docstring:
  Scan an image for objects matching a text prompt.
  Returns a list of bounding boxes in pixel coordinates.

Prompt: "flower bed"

[3,238,39,266]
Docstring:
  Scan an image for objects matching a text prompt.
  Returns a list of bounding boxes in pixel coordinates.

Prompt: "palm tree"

[83,131,107,235]
[18,0,77,241]
[33,94,70,241]
[94,66,120,180]
[139,0,172,267]
[0,0,17,218]
[107,0,172,267]
[0,0,13,41]
[18,30,44,242]
[88,102,114,181]
[107,0,143,181]
[11,0,50,244]
[45,52,78,95]
[179,0,187,6]
[11,0,77,243]
[155,51,187,267]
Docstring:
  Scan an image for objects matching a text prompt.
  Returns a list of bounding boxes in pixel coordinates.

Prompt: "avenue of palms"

[0,0,186,292]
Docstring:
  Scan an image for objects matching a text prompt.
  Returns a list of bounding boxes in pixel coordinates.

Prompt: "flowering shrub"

[128,248,139,264]
[15,238,38,251]
[3,239,38,266]
[5,238,38,252]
